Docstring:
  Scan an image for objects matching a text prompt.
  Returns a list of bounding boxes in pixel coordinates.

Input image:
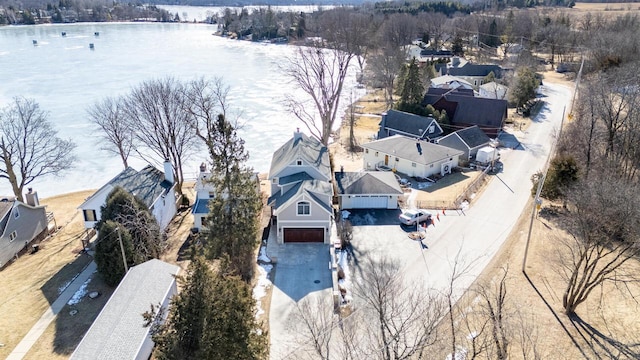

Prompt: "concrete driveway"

[266,227,332,359]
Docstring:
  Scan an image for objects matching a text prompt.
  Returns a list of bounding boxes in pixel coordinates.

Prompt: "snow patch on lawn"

[67,277,92,306]
[253,263,273,318]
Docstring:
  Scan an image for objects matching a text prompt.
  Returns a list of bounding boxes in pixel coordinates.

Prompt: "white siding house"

[362,135,463,178]
[78,162,177,232]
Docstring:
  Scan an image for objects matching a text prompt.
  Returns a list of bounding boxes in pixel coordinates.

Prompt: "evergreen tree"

[396,58,426,115]
[150,255,214,360]
[204,115,262,281]
[198,259,268,359]
[94,221,134,286]
[146,256,268,359]
[399,58,425,106]
[452,36,464,56]
[99,186,164,263]
[509,66,539,109]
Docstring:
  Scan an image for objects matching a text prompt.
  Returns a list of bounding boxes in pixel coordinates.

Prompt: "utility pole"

[522,106,565,273]
[116,227,128,274]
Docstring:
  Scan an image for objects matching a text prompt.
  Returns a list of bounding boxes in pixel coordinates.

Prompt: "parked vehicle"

[399,209,432,226]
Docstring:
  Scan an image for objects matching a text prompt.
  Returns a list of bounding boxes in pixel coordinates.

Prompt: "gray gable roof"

[335,172,403,195]
[447,63,503,78]
[267,179,332,214]
[279,172,314,185]
[95,165,173,209]
[379,110,443,139]
[454,125,491,148]
[71,259,180,360]
[269,132,330,179]
[363,135,463,165]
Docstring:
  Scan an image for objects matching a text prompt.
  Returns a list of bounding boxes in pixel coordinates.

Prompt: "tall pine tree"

[396,58,426,116]
[147,255,268,359]
[204,115,262,281]
[94,221,134,286]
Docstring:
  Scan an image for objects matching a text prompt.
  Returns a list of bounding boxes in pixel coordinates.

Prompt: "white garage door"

[349,195,388,209]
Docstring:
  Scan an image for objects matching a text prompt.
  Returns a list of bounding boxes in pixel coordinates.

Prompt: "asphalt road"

[268,83,572,359]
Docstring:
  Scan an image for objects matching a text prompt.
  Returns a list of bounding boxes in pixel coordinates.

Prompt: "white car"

[399,209,432,226]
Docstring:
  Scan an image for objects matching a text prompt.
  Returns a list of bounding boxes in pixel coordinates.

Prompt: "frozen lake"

[0,22,360,197]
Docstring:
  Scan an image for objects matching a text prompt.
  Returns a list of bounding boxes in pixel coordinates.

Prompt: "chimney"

[293,127,302,141]
[163,159,174,184]
[199,162,207,173]
[25,188,40,206]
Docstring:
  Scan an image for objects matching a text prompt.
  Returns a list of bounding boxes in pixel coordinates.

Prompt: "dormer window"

[297,201,310,215]
[296,160,303,166]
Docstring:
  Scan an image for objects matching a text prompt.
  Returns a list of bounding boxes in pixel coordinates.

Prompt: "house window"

[14,208,19,219]
[412,163,416,167]
[296,160,303,166]
[430,164,434,168]
[272,178,277,183]
[365,148,369,154]
[395,157,399,162]
[9,231,17,242]
[375,152,379,157]
[209,192,216,198]
[429,125,435,133]
[83,209,97,222]
[297,201,310,216]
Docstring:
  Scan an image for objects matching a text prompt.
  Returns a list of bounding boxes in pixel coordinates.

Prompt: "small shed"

[476,146,499,165]
[71,259,180,360]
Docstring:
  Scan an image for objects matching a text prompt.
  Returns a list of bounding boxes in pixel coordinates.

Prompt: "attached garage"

[335,172,404,210]
[343,195,390,209]
[283,228,324,243]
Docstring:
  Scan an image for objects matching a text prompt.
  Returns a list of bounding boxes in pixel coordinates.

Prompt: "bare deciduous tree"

[0,97,76,201]
[352,256,443,360]
[124,77,197,194]
[558,176,640,315]
[294,295,336,359]
[283,42,355,146]
[87,96,133,169]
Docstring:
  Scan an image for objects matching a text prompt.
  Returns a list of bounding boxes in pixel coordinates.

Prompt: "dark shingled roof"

[378,109,443,139]
[362,135,463,165]
[335,172,403,196]
[269,132,330,180]
[422,88,507,136]
[446,94,507,130]
[267,180,332,214]
[106,166,173,209]
[453,125,491,148]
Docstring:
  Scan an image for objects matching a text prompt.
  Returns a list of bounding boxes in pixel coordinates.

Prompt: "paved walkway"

[7,261,97,360]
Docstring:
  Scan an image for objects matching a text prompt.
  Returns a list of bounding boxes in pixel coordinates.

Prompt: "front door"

[384,155,389,165]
